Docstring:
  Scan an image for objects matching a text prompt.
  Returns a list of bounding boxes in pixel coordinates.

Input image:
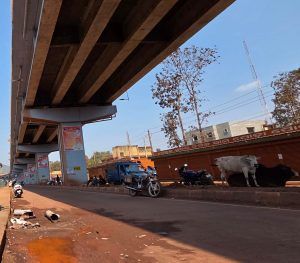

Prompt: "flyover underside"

[11,0,235,167]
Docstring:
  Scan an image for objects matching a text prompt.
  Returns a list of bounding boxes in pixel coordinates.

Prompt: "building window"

[223,129,229,136]
[192,135,198,142]
[247,127,255,133]
[120,152,124,157]
[207,132,213,138]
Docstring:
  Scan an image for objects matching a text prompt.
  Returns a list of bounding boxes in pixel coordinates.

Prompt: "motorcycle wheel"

[129,189,137,197]
[148,182,161,198]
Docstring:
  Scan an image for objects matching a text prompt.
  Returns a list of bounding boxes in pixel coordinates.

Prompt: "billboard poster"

[62,126,84,151]
[27,164,36,174]
[37,154,49,168]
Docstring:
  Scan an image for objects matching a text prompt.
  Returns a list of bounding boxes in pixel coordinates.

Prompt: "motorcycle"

[87,176,106,187]
[124,170,161,198]
[47,179,63,186]
[13,183,23,198]
[177,164,214,185]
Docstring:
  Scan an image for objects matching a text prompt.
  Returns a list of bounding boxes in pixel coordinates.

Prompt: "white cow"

[215,155,260,187]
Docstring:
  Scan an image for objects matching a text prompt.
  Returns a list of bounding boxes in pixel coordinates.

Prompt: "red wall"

[152,136,300,181]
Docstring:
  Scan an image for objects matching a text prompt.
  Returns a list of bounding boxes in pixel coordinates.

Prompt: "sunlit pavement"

[3,186,300,263]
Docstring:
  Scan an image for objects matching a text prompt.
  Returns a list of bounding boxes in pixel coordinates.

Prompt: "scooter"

[13,183,23,198]
[177,164,214,185]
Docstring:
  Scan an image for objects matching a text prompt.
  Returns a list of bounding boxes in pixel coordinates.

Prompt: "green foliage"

[87,151,112,168]
[272,68,300,127]
[50,161,61,172]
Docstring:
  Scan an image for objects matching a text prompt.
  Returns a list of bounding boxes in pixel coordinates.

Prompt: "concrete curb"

[0,187,11,257]
[31,185,300,209]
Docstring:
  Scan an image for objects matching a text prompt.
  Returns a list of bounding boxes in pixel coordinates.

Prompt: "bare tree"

[169,46,218,141]
[152,72,188,145]
[152,45,218,146]
[160,112,182,148]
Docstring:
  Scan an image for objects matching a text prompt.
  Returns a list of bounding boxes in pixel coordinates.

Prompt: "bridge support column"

[26,163,38,184]
[35,153,50,184]
[58,123,87,185]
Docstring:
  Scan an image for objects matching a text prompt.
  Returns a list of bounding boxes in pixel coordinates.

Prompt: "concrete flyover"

[11,0,235,184]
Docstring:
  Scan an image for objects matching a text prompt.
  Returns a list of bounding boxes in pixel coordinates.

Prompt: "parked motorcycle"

[177,164,214,185]
[13,183,23,198]
[87,176,106,187]
[47,179,63,186]
[124,169,161,198]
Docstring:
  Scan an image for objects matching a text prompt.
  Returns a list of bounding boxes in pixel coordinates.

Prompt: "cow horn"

[292,169,299,177]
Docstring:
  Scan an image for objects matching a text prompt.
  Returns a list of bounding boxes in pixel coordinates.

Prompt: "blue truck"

[104,161,146,184]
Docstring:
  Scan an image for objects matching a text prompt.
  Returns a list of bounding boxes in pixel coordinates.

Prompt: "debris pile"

[10,209,40,229]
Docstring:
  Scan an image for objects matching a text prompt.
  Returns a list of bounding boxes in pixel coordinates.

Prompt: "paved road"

[3,186,300,262]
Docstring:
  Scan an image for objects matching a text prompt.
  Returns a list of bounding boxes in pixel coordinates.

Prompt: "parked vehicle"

[47,178,63,186]
[103,161,143,185]
[87,176,106,187]
[177,164,214,185]
[146,166,157,177]
[13,183,23,198]
[123,165,161,197]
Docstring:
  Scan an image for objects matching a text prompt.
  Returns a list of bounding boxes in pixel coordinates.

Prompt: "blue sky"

[1,1,300,164]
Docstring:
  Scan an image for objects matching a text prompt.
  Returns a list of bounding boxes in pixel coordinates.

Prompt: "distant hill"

[0,164,10,175]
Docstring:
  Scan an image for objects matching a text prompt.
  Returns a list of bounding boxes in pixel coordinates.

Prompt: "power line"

[130,84,274,141]
[146,84,273,133]
[146,93,274,137]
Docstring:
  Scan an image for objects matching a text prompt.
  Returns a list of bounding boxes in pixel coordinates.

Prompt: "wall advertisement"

[37,154,49,168]
[62,126,84,151]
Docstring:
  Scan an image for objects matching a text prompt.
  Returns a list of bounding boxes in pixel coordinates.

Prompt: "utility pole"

[147,130,153,155]
[243,40,272,124]
[126,131,132,158]
[144,136,148,158]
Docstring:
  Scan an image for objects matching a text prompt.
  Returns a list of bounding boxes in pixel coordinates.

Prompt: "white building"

[185,120,266,145]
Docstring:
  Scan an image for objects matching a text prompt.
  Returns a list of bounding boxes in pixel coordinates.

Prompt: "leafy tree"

[271,69,300,127]
[152,46,218,146]
[50,161,61,172]
[87,151,112,167]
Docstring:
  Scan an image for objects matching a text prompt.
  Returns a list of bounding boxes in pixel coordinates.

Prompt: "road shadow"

[25,186,300,263]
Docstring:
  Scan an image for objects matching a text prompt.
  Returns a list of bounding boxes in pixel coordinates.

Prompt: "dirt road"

[3,186,300,262]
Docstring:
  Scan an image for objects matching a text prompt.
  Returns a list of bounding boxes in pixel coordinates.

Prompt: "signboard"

[62,126,84,151]
[37,154,49,168]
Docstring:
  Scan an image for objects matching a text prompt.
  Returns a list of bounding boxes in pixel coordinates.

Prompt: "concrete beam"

[13,164,27,170]
[17,144,58,153]
[51,0,121,105]
[32,125,46,143]
[103,0,236,102]
[23,105,117,124]
[18,122,28,144]
[78,0,178,103]
[47,129,57,143]
[25,0,62,107]
[15,158,36,164]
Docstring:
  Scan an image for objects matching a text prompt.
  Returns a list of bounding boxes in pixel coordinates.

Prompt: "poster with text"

[27,164,36,174]
[37,154,49,168]
[62,126,84,151]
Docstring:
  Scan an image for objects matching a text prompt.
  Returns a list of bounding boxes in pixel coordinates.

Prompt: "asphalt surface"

[3,186,300,262]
